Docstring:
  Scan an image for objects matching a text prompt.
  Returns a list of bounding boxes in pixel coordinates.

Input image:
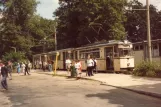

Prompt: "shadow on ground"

[86,85,161,107]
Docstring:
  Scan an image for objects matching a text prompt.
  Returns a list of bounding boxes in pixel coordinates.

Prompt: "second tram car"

[33,40,134,72]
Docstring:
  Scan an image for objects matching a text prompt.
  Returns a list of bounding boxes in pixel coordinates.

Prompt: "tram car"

[33,40,134,72]
[133,39,161,65]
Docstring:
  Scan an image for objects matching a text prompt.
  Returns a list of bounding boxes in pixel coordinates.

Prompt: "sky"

[36,0,59,20]
[36,0,161,20]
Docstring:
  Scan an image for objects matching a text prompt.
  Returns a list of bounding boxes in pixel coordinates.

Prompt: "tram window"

[124,50,128,56]
[92,52,100,58]
[153,44,158,50]
[140,45,143,50]
[134,45,139,51]
[79,48,100,59]
[119,49,131,57]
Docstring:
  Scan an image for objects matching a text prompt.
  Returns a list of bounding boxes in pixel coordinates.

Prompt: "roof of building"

[133,39,161,45]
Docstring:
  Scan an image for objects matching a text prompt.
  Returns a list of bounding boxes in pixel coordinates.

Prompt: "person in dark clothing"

[106,55,111,70]
[24,63,30,75]
[1,63,8,90]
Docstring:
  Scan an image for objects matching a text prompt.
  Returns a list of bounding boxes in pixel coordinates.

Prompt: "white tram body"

[33,40,134,72]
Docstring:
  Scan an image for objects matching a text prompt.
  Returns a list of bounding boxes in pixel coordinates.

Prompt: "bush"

[2,51,27,69]
[2,51,26,63]
[133,61,161,77]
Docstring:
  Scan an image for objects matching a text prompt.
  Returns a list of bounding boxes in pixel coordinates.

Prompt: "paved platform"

[32,69,161,99]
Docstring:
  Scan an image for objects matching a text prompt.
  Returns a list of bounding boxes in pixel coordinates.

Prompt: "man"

[24,63,30,75]
[65,58,71,75]
[0,62,8,90]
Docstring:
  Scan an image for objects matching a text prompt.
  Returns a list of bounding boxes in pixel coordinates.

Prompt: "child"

[74,60,81,79]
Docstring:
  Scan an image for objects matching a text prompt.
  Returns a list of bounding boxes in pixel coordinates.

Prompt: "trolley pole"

[146,0,152,62]
[54,22,57,51]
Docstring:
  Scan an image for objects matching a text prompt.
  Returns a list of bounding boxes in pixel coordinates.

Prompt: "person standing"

[0,62,9,90]
[65,58,71,75]
[24,63,30,75]
[106,55,111,70]
[17,63,21,74]
[74,60,81,79]
[48,62,52,72]
[21,62,26,73]
[86,56,94,77]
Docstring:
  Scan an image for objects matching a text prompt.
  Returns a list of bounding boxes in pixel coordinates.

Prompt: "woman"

[86,56,94,77]
[74,60,81,78]
[17,63,21,74]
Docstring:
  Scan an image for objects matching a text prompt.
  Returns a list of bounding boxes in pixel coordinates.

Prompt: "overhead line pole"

[55,22,57,51]
[125,0,152,62]
[146,0,152,62]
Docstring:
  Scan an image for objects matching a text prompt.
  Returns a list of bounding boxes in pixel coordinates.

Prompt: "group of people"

[65,55,97,78]
[0,61,32,90]
[66,58,82,78]
[17,62,31,75]
[35,61,53,72]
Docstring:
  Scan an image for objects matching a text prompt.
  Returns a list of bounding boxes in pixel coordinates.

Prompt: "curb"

[100,83,161,99]
[37,72,161,99]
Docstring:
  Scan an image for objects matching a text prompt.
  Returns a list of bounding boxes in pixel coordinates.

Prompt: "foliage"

[0,0,38,56]
[0,0,57,59]
[2,51,26,63]
[133,61,161,77]
[54,0,127,49]
[28,15,57,54]
[125,0,161,42]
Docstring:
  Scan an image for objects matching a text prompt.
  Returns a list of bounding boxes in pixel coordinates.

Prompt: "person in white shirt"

[86,56,94,76]
[65,58,71,74]
[74,60,81,78]
[21,62,26,73]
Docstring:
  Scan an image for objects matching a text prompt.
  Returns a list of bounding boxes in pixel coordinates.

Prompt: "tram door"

[159,43,161,56]
[105,47,114,70]
[63,52,66,69]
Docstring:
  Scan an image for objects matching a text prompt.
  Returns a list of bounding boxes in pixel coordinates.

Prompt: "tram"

[33,40,134,72]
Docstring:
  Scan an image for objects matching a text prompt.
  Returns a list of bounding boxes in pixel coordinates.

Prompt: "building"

[133,39,161,65]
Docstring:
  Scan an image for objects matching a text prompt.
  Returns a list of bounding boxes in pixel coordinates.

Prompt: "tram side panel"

[133,50,144,65]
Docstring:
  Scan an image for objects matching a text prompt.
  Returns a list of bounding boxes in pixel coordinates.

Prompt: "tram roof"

[76,40,132,49]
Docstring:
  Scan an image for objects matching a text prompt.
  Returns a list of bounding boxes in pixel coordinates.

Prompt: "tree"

[27,15,57,54]
[125,0,161,42]
[54,0,127,49]
[0,0,57,60]
[0,0,38,57]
